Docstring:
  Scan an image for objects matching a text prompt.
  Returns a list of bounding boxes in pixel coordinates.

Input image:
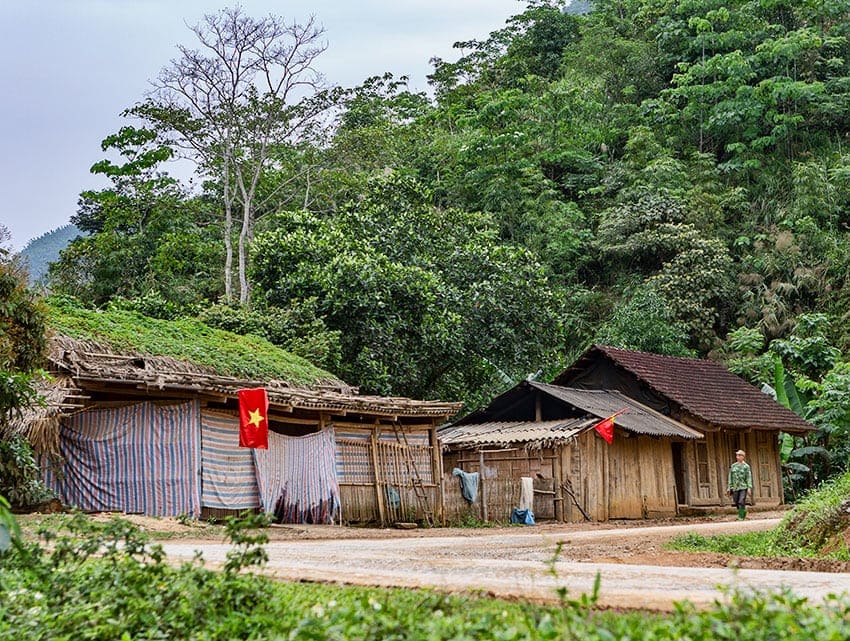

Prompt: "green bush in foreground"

[1,515,850,640]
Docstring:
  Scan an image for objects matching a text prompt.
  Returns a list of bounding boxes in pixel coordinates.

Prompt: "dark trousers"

[731,489,748,509]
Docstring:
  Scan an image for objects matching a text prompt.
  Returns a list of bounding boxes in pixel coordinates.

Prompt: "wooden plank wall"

[686,430,783,508]
[563,431,607,521]
[607,434,642,518]
[637,437,678,517]
[560,431,676,521]
[444,434,679,523]
[749,430,782,504]
[710,430,783,507]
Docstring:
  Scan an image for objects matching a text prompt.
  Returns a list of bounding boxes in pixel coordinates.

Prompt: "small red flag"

[592,409,628,445]
[238,387,269,449]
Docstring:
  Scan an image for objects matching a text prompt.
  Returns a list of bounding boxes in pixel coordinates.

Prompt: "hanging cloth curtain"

[253,429,340,524]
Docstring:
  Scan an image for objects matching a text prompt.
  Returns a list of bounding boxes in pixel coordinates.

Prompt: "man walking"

[727,449,753,520]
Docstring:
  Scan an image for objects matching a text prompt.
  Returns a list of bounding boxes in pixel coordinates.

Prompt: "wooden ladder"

[392,424,434,527]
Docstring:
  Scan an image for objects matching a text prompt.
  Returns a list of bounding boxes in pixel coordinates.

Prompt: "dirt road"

[160,515,850,611]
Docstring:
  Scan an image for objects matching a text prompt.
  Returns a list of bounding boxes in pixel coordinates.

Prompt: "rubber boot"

[737,508,746,520]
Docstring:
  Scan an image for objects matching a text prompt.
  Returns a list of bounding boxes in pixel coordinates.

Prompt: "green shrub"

[773,473,850,556]
[198,298,342,372]
[0,436,54,508]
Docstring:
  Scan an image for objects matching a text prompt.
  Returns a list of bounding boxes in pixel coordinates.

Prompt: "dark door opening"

[672,442,687,504]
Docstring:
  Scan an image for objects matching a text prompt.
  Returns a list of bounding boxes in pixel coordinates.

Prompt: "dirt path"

[160,513,850,611]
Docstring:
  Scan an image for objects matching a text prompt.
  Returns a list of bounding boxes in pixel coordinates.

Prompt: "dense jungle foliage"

[40,0,850,490]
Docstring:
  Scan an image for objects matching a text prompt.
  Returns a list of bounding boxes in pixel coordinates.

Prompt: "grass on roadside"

[666,473,850,560]
[14,512,229,542]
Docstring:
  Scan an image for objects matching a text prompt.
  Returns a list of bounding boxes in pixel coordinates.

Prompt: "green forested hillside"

[45,1,850,488]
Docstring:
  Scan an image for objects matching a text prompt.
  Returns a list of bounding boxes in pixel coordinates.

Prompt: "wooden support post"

[535,391,542,422]
[602,439,609,522]
[553,448,564,522]
[479,450,488,522]
[370,425,386,527]
[430,425,444,525]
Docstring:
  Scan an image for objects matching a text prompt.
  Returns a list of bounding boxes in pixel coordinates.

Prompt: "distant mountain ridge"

[19,224,82,285]
[564,0,592,15]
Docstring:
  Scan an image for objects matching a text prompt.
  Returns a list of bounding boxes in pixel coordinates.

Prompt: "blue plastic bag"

[510,508,535,525]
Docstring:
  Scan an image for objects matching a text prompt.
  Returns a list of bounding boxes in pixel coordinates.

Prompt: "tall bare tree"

[133,7,327,304]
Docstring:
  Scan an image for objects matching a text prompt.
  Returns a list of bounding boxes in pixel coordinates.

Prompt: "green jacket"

[728,461,752,491]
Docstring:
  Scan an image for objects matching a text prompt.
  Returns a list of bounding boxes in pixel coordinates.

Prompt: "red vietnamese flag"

[238,388,269,449]
[592,409,628,445]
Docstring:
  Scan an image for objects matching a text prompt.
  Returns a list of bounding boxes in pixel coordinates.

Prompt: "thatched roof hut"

[6,333,460,458]
[6,308,461,525]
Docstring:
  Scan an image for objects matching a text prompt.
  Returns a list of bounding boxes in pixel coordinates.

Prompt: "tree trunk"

[223,151,234,303]
[238,199,252,305]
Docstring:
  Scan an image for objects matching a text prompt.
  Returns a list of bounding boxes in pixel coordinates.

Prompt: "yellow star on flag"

[247,408,264,428]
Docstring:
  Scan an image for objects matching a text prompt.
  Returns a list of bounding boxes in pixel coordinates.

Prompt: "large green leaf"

[790,445,830,459]
[784,376,806,417]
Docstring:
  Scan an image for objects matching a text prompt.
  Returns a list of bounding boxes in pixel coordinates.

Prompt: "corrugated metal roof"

[529,382,703,439]
[439,419,590,449]
[554,345,815,432]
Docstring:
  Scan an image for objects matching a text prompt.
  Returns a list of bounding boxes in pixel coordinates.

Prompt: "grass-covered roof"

[46,300,342,387]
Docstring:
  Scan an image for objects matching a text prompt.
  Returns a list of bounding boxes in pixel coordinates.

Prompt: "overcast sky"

[2,0,528,251]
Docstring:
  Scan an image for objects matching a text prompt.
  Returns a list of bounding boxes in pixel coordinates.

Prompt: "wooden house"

[10,334,460,526]
[553,345,815,511]
[441,345,815,523]
[440,381,703,522]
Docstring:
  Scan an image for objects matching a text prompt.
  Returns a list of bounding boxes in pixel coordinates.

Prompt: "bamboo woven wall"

[336,431,438,524]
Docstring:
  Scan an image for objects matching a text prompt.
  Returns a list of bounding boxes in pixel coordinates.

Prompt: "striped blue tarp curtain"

[253,429,340,524]
[50,401,201,517]
[199,412,261,510]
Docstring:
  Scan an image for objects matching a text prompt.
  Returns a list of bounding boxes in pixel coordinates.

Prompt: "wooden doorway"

[672,442,687,505]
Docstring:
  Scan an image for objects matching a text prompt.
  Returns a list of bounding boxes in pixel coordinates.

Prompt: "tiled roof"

[554,345,814,432]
